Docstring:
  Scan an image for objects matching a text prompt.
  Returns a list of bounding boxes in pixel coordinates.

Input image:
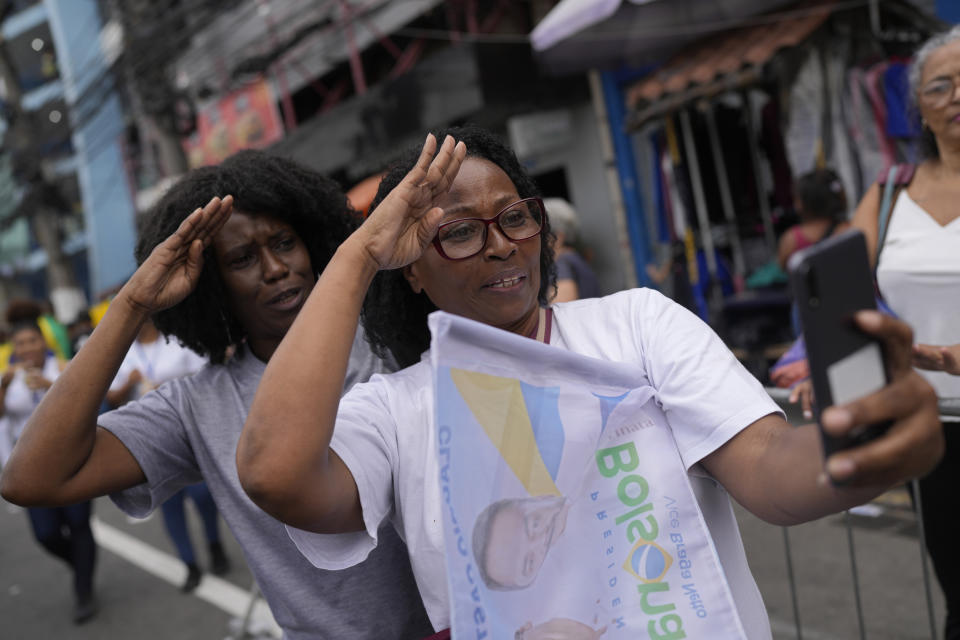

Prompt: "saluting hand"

[356,134,466,271]
[121,196,234,315]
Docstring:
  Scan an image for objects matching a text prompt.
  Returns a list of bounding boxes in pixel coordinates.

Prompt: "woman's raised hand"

[357,134,466,270]
[121,196,234,315]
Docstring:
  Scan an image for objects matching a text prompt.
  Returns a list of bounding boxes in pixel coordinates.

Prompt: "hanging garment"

[825,45,860,207]
[760,97,795,213]
[784,49,826,176]
[846,66,888,193]
[883,62,920,140]
[863,61,897,171]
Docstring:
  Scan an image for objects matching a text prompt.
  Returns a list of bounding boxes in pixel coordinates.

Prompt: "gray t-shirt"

[99,330,433,639]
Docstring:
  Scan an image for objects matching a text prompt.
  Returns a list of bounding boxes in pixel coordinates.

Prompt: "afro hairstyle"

[135,149,358,363]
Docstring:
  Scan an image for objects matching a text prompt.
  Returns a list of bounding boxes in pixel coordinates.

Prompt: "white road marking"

[91,517,281,638]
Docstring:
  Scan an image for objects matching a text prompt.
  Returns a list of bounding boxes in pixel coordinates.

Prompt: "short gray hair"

[908,25,960,105]
[543,198,580,243]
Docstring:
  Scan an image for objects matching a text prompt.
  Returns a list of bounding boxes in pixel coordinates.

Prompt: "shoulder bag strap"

[876,165,900,258]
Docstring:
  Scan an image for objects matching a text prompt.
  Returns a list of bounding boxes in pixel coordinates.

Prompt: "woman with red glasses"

[238,125,943,639]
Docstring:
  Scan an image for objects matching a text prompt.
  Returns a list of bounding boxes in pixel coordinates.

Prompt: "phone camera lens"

[809,297,820,308]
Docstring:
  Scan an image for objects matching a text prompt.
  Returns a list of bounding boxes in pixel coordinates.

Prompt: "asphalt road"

[1,494,277,640]
[2,490,946,639]
[0,391,948,639]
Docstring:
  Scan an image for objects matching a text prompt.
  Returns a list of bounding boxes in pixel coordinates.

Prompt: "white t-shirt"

[110,335,207,399]
[288,288,781,637]
[1,354,61,464]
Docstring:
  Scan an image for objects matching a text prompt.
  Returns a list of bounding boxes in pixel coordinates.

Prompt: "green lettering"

[649,614,686,639]
[596,443,639,477]
[626,514,659,543]
[637,581,675,615]
[616,502,652,526]
[617,474,649,506]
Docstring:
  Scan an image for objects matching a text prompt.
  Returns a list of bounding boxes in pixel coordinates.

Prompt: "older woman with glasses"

[238,125,943,639]
[849,25,960,639]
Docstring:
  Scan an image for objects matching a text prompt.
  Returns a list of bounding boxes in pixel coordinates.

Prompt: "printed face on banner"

[474,494,571,590]
[434,328,748,640]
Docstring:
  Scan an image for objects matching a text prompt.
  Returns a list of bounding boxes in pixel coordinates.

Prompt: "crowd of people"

[0,24,957,640]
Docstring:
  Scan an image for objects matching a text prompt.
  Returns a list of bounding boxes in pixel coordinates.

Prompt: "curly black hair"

[4,299,44,340]
[795,168,847,222]
[135,149,358,364]
[362,125,556,368]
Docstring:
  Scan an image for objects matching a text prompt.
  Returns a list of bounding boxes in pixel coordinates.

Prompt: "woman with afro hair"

[1,149,433,639]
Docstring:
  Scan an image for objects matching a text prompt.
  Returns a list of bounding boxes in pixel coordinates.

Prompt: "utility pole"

[0,33,84,322]
[111,0,193,177]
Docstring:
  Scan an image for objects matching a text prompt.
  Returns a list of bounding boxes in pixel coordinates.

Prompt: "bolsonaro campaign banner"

[429,311,747,639]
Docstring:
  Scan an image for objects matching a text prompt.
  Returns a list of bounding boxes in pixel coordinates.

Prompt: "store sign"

[182,80,284,168]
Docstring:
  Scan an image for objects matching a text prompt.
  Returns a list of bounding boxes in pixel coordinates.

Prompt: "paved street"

[738,492,945,640]
[0,398,948,639]
[1,495,278,639]
[742,396,947,640]
[2,489,946,639]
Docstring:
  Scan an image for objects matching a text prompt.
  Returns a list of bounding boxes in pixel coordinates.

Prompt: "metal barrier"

[763,388,957,640]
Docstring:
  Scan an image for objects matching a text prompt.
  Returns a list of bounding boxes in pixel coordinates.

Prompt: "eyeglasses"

[919,76,959,109]
[432,197,545,261]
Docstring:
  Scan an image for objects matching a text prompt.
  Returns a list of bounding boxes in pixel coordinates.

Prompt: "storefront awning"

[625,1,834,127]
[530,0,797,75]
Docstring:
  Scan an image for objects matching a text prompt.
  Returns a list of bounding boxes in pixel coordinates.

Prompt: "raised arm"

[238,134,466,533]
[0,365,20,419]
[0,196,233,507]
[703,311,943,526]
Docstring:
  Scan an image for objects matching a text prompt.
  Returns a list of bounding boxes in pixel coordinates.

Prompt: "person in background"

[849,25,960,640]
[0,307,97,624]
[543,198,601,302]
[777,167,850,270]
[3,299,73,361]
[66,311,95,355]
[0,149,433,639]
[772,167,853,391]
[0,325,11,373]
[106,318,229,593]
[36,300,73,362]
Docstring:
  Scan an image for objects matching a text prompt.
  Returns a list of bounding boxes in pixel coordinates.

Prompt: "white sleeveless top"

[1,354,61,463]
[876,189,960,405]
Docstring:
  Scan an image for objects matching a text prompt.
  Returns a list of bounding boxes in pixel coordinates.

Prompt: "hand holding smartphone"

[787,230,891,458]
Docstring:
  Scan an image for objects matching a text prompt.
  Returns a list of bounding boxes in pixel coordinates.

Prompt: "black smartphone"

[787,229,891,457]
